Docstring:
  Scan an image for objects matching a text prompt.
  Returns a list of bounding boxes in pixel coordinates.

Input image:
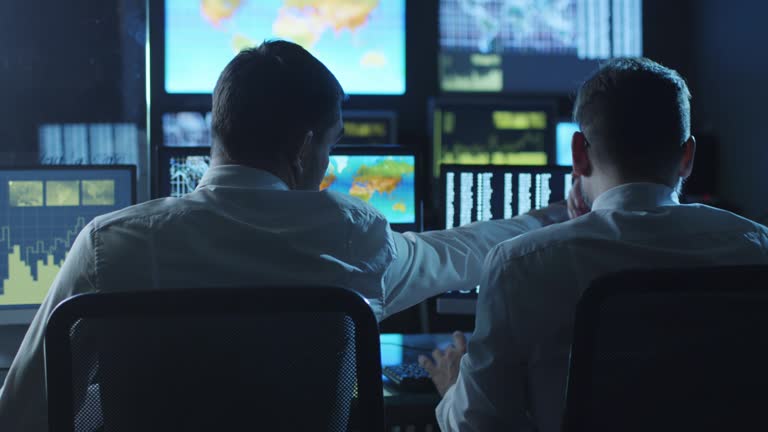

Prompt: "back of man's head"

[573,58,692,182]
[211,40,344,164]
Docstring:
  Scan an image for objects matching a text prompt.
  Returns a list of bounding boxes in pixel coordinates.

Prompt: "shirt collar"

[196,165,290,191]
[591,183,680,211]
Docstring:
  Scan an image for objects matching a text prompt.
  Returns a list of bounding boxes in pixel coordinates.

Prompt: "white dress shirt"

[0,165,542,432]
[437,183,768,432]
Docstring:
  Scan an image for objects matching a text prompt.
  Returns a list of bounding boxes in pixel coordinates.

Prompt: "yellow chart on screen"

[0,219,83,307]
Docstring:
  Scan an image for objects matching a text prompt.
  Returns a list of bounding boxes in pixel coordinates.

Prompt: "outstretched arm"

[380,203,567,318]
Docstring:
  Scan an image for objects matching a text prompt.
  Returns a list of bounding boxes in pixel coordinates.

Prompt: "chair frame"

[561,265,768,431]
[45,286,385,432]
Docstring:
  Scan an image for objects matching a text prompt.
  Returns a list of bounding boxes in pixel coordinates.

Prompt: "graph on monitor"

[433,100,555,177]
[0,167,134,308]
[164,0,406,95]
[322,154,416,224]
[169,155,211,197]
[439,0,643,93]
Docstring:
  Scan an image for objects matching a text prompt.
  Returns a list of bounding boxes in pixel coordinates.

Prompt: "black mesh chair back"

[45,286,384,432]
[562,266,768,432]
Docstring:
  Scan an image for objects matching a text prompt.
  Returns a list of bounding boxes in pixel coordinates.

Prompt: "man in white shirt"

[0,41,567,431]
[422,58,768,431]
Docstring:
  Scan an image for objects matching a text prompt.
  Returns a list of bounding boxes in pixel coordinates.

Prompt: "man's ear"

[572,131,592,177]
[291,130,315,173]
[679,136,696,179]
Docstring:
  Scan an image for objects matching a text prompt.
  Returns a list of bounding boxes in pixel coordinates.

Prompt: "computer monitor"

[556,121,580,166]
[438,164,572,314]
[157,146,421,232]
[340,111,398,146]
[323,146,420,232]
[161,110,396,148]
[0,166,136,324]
[162,112,212,147]
[439,0,643,93]
[157,147,211,198]
[432,99,556,177]
[38,123,140,165]
[163,0,406,95]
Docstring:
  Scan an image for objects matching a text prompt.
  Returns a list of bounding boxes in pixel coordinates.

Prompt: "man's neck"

[589,174,680,205]
[210,154,297,190]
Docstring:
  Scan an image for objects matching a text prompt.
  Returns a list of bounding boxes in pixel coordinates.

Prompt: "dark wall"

[690,1,768,218]
[0,0,144,166]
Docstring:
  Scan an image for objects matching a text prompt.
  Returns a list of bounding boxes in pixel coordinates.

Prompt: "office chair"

[45,286,384,432]
[562,266,768,432]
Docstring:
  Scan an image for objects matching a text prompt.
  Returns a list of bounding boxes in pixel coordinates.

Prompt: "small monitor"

[157,147,211,198]
[162,112,212,147]
[432,99,556,177]
[0,166,136,324]
[340,111,398,146]
[439,0,643,93]
[438,164,572,314]
[161,110,397,148]
[323,146,420,232]
[164,0,406,95]
[556,121,580,166]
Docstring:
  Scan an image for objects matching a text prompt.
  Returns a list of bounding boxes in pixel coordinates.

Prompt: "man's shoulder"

[492,204,768,265]
[492,213,601,263]
[320,190,390,227]
[88,197,195,233]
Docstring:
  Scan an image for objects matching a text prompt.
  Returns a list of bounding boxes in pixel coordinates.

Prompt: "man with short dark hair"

[424,58,768,432]
[0,40,568,431]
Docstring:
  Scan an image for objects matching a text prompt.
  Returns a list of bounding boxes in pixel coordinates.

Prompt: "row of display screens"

[0,163,571,318]
[160,106,578,171]
[160,0,643,95]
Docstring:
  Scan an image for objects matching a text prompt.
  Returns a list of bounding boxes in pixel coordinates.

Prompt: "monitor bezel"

[0,165,137,324]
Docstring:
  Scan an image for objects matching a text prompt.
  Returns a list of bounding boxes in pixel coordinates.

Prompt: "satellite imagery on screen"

[166,0,406,94]
[439,0,643,92]
[321,156,415,224]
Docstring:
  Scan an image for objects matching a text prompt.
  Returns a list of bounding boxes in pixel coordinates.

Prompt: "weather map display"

[165,0,406,95]
[439,0,643,93]
[321,155,415,224]
[0,167,134,309]
[432,100,555,177]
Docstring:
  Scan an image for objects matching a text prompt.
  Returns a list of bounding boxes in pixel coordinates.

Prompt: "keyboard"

[382,363,435,393]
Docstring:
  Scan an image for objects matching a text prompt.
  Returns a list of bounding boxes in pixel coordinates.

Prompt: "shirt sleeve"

[0,224,99,432]
[380,215,541,318]
[436,244,536,432]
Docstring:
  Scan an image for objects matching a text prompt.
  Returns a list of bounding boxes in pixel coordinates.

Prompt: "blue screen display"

[165,0,406,95]
[322,155,415,224]
[557,122,579,166]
